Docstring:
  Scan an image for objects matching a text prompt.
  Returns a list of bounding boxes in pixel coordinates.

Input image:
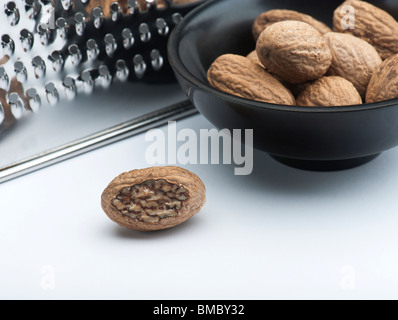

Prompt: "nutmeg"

[101,166,206,231]
[256,21,332,84]
[207,54,295,105]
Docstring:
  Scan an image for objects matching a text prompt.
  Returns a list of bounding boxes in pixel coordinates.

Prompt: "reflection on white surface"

[0,82,186,167]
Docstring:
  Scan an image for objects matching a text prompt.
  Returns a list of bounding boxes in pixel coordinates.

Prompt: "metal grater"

[0,0,204,135]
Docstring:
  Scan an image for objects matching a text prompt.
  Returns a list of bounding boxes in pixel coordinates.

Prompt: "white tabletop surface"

[1,109,398,300]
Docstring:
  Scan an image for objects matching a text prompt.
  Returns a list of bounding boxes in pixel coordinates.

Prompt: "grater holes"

[98,65,112,89]
[8,92,24,119]
[74,12,86,36]
[14,61,27,83]
[32,56,46,79]
[0,101,4,125]
[81,70,94,94]
[45,82,59,106]
[26,87,41,112]
[86,39,99,61]
[139,23,151,42]
[68,44,82,66]
[1,34,15,56]
[37,23,53,46]
[20,29,34,52]
[60,0,73,11]
[150,49,163,71]
[0,67,9,90]
[0,0,204,124]
[104,33,117,57]
[115,59,129,82]
[5,2,20,26]
[92,7,104,29]
[110,2,122,22]
[24,0,41,19]
[122,28,134,49]
[133,54,147,79]
[63,76,77,100]
[156,18,169,36]
[49,50,64,72]
[55,17,68,38]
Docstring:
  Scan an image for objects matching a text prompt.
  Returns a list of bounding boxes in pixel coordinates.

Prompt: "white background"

[1,109,398,300]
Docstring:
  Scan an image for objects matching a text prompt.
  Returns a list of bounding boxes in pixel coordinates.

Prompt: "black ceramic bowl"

[168,0,398,171]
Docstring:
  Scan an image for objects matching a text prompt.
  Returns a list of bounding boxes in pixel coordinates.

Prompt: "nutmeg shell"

[101,166,206,231]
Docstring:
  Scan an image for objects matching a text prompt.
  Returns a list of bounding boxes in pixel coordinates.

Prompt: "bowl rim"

[167,0,398,114]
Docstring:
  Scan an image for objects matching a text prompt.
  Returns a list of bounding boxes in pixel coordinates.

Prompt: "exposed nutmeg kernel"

[296,76,362,107]
[256,21,332,84]
[252,9,331,41]
[366,54,398,104]
[324,32,382,99]
[207,54,295,105]
[333,0,398,60]
[101,166,206,231]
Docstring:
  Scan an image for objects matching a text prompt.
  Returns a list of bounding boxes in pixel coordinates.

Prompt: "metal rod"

[0,100,198,184]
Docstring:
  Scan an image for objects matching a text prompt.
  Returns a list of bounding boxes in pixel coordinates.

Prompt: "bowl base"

[270,154,381,171]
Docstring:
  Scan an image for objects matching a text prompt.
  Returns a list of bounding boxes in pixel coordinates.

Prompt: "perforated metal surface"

[0,0,204,182]
[0,0,203,132]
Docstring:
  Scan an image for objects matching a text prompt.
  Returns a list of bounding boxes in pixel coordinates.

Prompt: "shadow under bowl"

[168,0,398,171]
